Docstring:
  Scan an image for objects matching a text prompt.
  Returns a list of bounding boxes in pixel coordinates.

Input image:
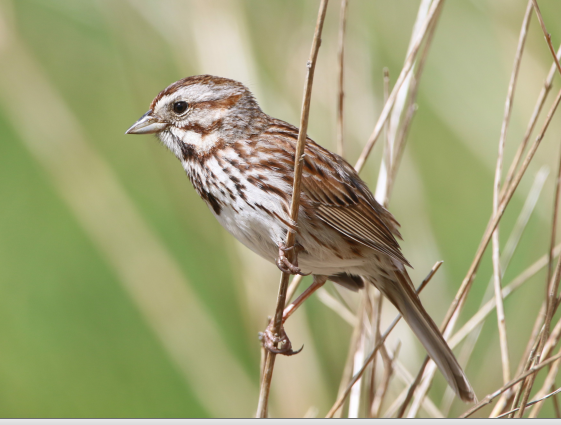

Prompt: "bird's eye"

[172,101,188,115]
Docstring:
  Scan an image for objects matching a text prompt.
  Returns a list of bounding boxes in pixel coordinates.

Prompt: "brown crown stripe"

[151,75,246,109]
[196,94,242,110]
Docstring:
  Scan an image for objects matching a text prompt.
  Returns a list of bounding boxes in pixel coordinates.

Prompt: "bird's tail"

[367,268,476,403]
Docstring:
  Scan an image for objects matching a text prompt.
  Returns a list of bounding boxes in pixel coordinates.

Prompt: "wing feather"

[261,119,410,267]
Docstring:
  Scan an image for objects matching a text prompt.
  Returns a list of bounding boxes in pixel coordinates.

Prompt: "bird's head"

[126,75,264,159]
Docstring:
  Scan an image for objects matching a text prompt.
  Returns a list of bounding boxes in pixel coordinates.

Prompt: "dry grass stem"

[316,288,357,326]
[531,0,561,77]
[500,305,546,416]
[529,319,561,417]
[502,42,561,197]
[368,288,383,413]
[386,2,442,202]
[354,0,443,173]
[370,341,401,417]
[460,351,561,418]
[396,355,430,418]
[383,384,410,418]
[517,154,561,415]
[286,274,304,304]
[523,142,561,417]
[380,367,443,418]
[498,386,561,418]
[348,311,367,417]
[440,170,549,416]
[448,243,561,349]
[547,144,561,296]
[380,67,391,207]
[325,261,442,418]
[441,86,561,380]
[256,0,329,417]
[332,297,365,418]
[391,360,444,418]
[517,247,561,416]
[491,0,532,387]
[341,2,445,417]
[374,0,441,205]
[336,0,348,157]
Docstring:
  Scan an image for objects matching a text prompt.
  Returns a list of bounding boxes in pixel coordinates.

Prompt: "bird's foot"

[259,321,303,356]
[276,243,310,276]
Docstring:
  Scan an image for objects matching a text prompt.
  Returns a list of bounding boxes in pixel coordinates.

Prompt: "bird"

[126,74,475,402]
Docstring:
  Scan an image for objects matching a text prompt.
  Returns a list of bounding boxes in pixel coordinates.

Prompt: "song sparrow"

[126,75,475,402]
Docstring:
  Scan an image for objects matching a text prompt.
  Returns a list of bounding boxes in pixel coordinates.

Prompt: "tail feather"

[368,269,476,403]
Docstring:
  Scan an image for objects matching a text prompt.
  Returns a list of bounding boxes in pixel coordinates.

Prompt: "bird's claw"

[276,243,311,276]
[259,323,303,356]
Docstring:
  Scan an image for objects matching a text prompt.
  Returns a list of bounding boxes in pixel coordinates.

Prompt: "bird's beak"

[125,110,168,135]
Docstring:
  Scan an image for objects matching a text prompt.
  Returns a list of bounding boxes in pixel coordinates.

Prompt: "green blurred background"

[0,0,560,418]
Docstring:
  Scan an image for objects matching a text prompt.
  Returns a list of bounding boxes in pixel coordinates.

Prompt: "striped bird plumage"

[126,74,475,402]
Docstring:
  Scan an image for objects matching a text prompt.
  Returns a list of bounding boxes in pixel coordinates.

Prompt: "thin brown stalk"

[529,318,561,417]
[330,313,399,418]
[541,317,561,366]
[460,351,561,418]
[493,0,532,387]
[382,361,443,418]
[364,67,390,407]
[354,0,444,173]
[554,391,561,418]
[336,0,348,157]
[348,3,444,415]
[332,297,365,418]
[502,42,561,198]
[325,261,442,418]
[316,288,357,326]
[383,384,410,418]
[391,360,444,418]
[375,0,434,205]
[497,386,561,418]
[504,313,545,417]
[348,304,367,417]
[449,243,561,350]
[524,143,561,418]
[286,274,304,304]
[397,355,430,418]
[371,341,401,417]
[531,0,561,77]
[368,288,383,414]
[441,86,561,368]
[256,0,329,417]
[439,167,548,415]
[364,68,390,411]
[367,295,392,416]
[516,248,561,416]
[548,143,561,296]
[386,1,442,201]
[381,68,391,208]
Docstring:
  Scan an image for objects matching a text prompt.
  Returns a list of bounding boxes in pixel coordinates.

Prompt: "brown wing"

[260,118,410,267]
[301,143,410,266]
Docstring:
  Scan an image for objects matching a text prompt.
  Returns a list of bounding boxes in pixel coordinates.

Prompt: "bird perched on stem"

[126,74,475,403]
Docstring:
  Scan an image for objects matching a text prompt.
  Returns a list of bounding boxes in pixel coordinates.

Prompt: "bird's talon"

[277,243,309,275]
[261,323,303,356]
[279,244,294,253]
